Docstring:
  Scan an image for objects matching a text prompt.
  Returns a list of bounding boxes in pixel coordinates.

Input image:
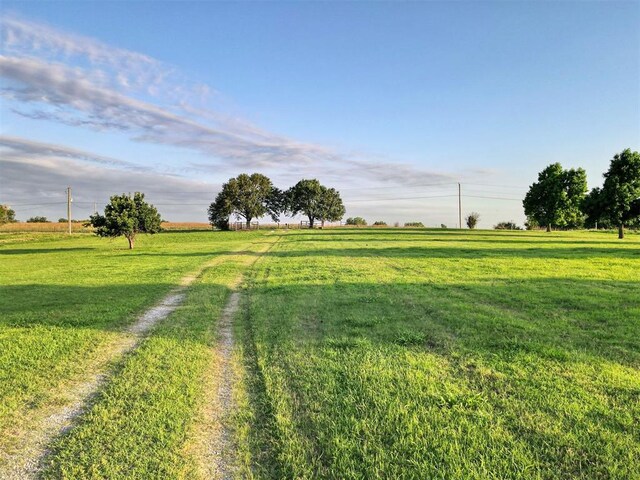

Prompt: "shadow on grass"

[242,278,640,366]
[0,247,96,255]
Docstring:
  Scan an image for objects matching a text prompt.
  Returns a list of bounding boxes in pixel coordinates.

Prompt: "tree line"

[207,174,345,230]
[523,149,640,238]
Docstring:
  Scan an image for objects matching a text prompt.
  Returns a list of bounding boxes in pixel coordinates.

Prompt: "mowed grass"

[234,229,640,479]
[41,236,279,478]
[0,230,263,457]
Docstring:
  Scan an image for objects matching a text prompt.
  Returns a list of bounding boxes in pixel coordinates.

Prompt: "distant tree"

[26,216,49,223]
[373,221,387,226]
[582,187,611,229]
[0,205,16,224]
[597,149,640,239]
[465,212,480,229]
[286,179,344,228]
[440,224,447,229]
[404,222,424,227]
[523,163,587,231]
[317,187,345,228]
[346,216,367,226]
[494,221,521,230]
[209,173,281,230]
[207,193,231,231]
[89,192,161,249]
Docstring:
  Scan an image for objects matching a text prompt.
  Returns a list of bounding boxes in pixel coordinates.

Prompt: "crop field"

[1,228,639,479]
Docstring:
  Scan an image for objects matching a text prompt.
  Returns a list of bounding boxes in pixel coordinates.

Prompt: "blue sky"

[1,1,638,226]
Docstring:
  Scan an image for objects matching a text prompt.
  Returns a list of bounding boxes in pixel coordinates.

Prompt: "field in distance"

[1,228,638,479]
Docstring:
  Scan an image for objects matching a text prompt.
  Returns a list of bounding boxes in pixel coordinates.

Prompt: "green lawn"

[0,231,263,459]
[233,229,640,479]
[1,228,638,479]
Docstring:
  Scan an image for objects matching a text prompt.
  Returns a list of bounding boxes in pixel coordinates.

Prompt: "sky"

[1,1,639,227]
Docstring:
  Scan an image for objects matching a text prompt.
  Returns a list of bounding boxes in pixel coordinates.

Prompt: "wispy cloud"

[0,14,467,196]
[0,135,149,171]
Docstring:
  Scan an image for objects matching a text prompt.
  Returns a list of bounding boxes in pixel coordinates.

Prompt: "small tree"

[465,212,480,229]
[26,216,49,223]
[523,163,587,231]
[286,179,344,228]
[373,221,387,226]
[89,192,161,249]
[346,217,367,226]
[0,205,16,224]
[598,149,640,239]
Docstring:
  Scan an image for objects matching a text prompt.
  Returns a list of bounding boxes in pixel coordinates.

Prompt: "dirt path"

[0,249,239,480]
[196,291,241,480]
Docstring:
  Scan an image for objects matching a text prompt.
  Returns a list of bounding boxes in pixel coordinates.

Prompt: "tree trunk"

[321,219,325,229]
[309,216,314,229]
[127,235,134,249]
[619,223,624,239]
[546,224,551,232]
[246,218,251,229]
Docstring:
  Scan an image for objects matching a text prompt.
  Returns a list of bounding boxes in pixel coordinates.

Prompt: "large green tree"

[598,149,640,239]
[523,163,587,231]
[286,179,345,228]
[208,173,281,229]
[89,192,162,249]
[0,205,16,224]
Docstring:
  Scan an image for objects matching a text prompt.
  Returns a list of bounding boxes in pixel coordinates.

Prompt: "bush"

[404,222,424,227]
[373,221,387,226]
[494,221,522,230]
[346,217,367,226]
[26,216,50,223]
[465,212,480,229]
[441,224,447,229]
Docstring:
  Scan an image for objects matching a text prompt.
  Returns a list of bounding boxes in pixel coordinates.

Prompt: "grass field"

[1,228,638,479]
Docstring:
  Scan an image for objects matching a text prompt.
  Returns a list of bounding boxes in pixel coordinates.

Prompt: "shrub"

[26,216,50,223]
[373,221,387,226]
[465,212,480,229]
[494,221,522,230]
[346,217,367,226]
[404,222,424,227]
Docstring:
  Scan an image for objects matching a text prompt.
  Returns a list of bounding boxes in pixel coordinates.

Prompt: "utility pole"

[66,186,72,234]
[458,183,462,229]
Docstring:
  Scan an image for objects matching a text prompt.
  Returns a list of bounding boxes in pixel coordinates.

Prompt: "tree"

[346,217,367,226]
[26,216,49,223]
[523,163,587,231]
[598,149,640,239]
[465,212,480,229]
[582,187,611,229]
[318,188,345,228]
[286,179,344,228]
[208,173,280,229]
[0,205,16,224]
[405,222,424,227]
[373,221,387,226]
[89,192,161,249]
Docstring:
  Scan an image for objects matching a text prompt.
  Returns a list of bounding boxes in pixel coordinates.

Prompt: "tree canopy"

[523,163,587,231]
[286,179,345,228]
[208,173,281,229]
[89,192,162,249]
[593,149,640,238]
[0,205,16,224]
